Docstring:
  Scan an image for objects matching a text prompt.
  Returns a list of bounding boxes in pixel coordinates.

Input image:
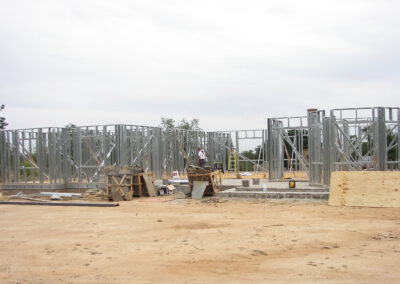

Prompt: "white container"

[172,170,179,179]
[263,184,267,192]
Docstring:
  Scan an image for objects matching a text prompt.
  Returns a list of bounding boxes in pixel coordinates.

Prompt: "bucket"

[172,171,179,179]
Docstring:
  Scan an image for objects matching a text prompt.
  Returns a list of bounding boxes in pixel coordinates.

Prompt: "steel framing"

[323,107,400,184]
[217,130,268,172]
[267,116,309,180]
[0,124,229,189]
[1,106,399,189]
[268,107,400,185]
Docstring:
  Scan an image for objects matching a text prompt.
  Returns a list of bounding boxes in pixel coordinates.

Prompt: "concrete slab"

[221,179,326,190]
[168,179,189,185]
[235,187,329,193]
[216,188,329,200]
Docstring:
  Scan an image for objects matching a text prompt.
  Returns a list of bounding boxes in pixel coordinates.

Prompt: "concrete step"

[235,187,329,193]
[216,189,329,200]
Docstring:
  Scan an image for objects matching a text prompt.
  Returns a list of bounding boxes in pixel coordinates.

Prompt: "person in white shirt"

[198,147,206,168]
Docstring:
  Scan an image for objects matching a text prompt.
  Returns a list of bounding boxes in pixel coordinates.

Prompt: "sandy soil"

[0,197,399,283]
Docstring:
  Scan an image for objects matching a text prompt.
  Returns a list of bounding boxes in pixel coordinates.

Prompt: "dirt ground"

[0,197,399,283]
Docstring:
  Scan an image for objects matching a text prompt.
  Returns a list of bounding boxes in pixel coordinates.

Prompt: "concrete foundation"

[216,188,329,200]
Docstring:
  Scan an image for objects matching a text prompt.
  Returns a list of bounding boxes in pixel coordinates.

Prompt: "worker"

[198,147,206,168]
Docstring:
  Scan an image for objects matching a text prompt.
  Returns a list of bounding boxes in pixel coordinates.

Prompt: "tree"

[177,118,201,131]
[160,117,175,131]
[160,117,202,132]
[0,104,8,129]
[159,117,203,169]
[65,123,78,134]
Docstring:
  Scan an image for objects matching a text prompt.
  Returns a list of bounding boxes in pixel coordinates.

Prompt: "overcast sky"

[1,0,399,131]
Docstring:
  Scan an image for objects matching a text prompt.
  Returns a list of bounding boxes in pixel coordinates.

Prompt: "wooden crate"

[187,171,222,197]
[106,174,134,201]
[106,172,156,201]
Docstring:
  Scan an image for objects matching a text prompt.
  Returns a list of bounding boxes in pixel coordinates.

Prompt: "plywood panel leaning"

[329,171,400,207]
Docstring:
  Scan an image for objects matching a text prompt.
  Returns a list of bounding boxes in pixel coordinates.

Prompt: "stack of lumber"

[104,166,156,201]
[329,171,400,208]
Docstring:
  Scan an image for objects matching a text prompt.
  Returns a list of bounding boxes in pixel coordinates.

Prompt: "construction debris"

[39,192,82,198]
[157,185,175,195]
[7,192,48,202]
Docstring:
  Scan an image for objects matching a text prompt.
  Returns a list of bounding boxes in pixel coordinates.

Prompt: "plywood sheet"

[143,174,156,197]
[191,181,208,199]
[329,171,400,207]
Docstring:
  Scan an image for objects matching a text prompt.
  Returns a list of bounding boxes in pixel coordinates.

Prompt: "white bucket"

[263,184,267,192]
[172,170,179,179]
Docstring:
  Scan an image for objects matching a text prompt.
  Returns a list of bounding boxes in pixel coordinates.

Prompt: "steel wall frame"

[2,106,399,190]
[0,124,229,189]
[0,127,66,189]
[267,116,309,180]
[308,110,325,185]
[323,107,400,184]
[217,129,268,172]
[268,107,400,185]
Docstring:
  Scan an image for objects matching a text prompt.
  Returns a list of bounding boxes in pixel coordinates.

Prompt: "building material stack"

[104,166,156,201]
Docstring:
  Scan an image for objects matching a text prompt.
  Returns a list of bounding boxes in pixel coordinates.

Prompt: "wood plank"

[329,171,400,207]
[143,174,156,197]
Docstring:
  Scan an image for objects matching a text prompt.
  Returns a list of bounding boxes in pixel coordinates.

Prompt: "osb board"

[329,171,400,207]
[142,175,156,197]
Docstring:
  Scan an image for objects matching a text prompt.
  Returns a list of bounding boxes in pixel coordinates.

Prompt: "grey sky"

[1,0,399,131]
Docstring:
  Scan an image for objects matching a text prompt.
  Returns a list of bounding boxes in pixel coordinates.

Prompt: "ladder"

[227,149,238,172]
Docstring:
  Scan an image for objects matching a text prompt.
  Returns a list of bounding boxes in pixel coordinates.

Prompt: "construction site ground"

[1,196,399,283]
